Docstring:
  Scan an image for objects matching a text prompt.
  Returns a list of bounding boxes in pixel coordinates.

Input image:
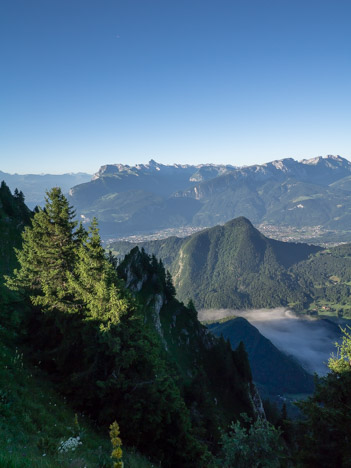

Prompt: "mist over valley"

[201,308,342,376]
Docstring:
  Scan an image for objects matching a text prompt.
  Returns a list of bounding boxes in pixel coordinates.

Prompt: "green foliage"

[218,414,285,468]
[296,327,351,467]
[0,328,111,467]
[0,323,156,468]
[293,244,351,317]
[0,181,32,332]
[233,341,252,382]
[67,217,130,321]
[2,188,261,466]
[328,325,351,373]
[0,181,31,222]
[6,187,77,313]
[117,246,257,460]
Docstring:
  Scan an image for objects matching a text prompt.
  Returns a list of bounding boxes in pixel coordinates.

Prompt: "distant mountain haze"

[0,171,92,208]
[2,155,351,239]
[67,155,351,238]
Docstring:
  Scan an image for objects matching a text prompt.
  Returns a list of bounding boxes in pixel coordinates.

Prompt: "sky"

[1,0,351,174]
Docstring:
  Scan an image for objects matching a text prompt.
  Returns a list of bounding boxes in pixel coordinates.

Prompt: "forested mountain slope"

[2,186,259,467]
[291,243,351,317]
[117,247,260,445]
[110,217,322,310]
[0,181,32,311]
[0,182,154,467]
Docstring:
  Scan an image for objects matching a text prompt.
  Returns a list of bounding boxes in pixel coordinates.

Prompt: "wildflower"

[58,436,82,453]
[110,421,123,468]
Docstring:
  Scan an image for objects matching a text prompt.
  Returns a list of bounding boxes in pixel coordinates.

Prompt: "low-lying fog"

[199,308,342,375]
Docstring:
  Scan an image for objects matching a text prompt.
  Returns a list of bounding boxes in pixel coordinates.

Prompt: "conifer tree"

[186,299,197,318]
[234,341,252,381]
[7,187,77,313]
[14,188,25,204]
[67,217,130,322]
[165,270,176,299]
[0,181,15,216]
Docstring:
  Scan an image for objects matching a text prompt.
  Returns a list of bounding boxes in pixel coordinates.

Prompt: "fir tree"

[7,187,77,313]
[67,217,131,322]
[186,299,197,318]
[165,270,176,299]
[14,188,25,204]
[234,341,252,382]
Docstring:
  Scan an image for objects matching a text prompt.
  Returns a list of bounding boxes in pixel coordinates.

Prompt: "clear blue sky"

[1,0,351,174]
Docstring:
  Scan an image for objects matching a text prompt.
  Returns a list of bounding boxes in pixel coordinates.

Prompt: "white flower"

[58,436,83,453]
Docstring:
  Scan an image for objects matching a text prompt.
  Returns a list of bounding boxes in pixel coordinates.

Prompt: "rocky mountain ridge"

[92,155,350,186]
[68,155,351,239]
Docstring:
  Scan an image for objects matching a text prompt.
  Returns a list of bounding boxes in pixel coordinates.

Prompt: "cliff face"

[118,247,261,444]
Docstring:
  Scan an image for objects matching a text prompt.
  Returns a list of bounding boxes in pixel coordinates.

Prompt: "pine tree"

[165,270,176,299]
[67,217,130,322]
[7,187,77,313]
[234,341,252,381]
[14,188,25,204]
[186,299,197,318]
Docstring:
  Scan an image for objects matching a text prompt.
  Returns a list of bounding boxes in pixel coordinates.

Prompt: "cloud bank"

[200,308,342,375]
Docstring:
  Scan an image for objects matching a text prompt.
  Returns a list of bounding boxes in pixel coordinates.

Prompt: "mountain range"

[66,155,351,240]
[2,155,351,241]
[0,171,91,208]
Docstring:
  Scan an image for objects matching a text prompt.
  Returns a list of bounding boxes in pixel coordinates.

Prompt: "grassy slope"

[0,327,154,468]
